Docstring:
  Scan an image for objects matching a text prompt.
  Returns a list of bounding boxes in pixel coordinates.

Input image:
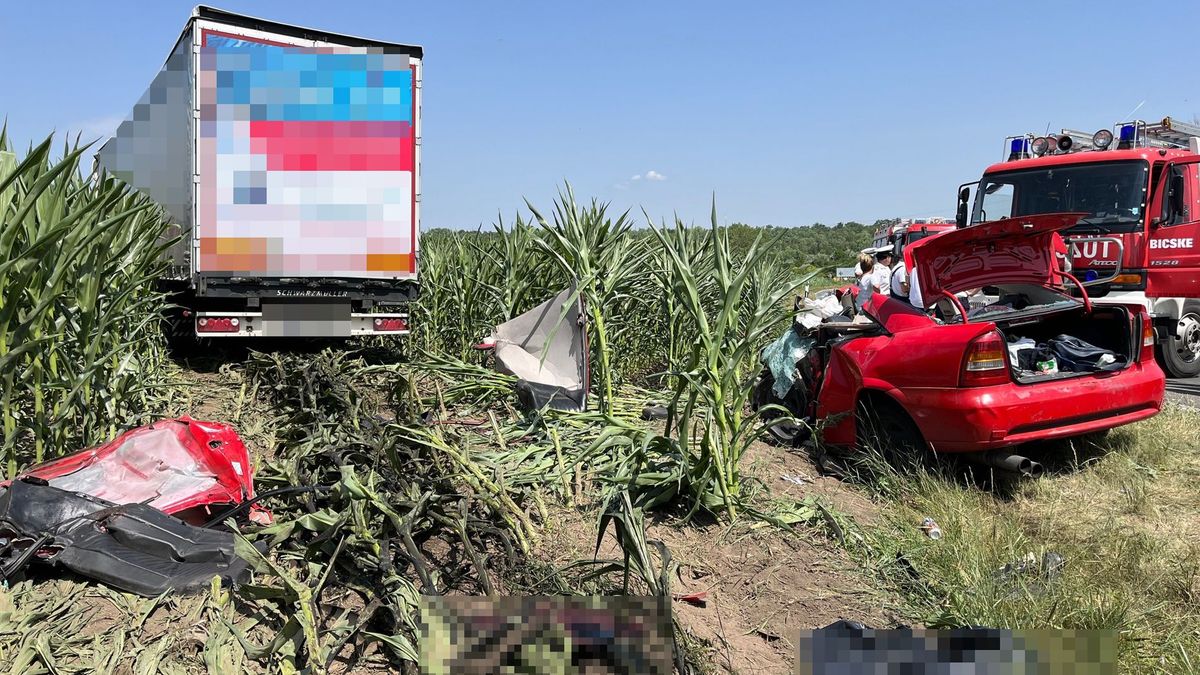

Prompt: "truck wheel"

[1158,310,1200,378]
[856,395,927,469]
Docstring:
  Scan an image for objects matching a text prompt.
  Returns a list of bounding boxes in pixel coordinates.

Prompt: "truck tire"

[1158,306,1200,378]
[855,394,927,470]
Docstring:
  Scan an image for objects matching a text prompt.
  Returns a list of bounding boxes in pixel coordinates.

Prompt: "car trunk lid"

[907,213,1086,300]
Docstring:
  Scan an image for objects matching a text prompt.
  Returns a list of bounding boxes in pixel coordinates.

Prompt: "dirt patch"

[166,365,279,466]
[741,439,879,525]
[664,523,884,673]
[71,588,125,638]
[530,443,889,674]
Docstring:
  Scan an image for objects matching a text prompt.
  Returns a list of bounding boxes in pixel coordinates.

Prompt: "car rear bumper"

[901,363,1165,453]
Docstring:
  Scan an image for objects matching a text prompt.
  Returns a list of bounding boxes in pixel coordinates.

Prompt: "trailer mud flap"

[262,300,351,337]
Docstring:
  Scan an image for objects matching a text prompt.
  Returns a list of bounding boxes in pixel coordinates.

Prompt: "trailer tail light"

[196,317,240,333]
[372,317,408,333]
[961,330,1009,387]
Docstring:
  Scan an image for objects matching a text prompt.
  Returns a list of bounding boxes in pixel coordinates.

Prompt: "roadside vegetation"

[846,407,1200,673]
[1,135,1194,674]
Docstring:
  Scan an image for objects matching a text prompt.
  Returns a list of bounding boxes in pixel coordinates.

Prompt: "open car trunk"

[994,305,1134,384]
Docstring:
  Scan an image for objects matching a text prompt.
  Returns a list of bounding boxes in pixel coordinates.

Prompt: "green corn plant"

[474,213,564,322]
[0,134,172,475]
[650,206,823,518]
[411,231,490,358]
[646,216,717,372]
[528,183,652,413]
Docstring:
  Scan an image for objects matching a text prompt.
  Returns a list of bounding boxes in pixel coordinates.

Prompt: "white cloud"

[629,170,665,183]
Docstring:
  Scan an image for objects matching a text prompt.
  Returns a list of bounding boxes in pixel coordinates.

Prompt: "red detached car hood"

[907,213,1085,299]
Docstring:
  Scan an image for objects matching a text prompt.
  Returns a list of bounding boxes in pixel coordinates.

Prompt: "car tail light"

[196,316,240,333]
[1142,319,1156,360]
[372,317,408,332]
[960,330,1009,387]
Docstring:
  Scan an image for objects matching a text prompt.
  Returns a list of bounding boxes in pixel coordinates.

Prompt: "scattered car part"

[995,551,1065,584]
[640,405,669,420]
[919,517,942,540]
[479,288,589,412]
[672,591,707,607]
[0,479,251,596]
[994,551,1066,597]
[8,418,268,525]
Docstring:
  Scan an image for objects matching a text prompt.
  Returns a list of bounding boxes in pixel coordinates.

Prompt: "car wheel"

[1158,308,1200,378]
[855,395,928,469]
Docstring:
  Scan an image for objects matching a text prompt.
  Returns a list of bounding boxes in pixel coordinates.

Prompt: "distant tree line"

[722,220,896,274]
[424,218,892,277]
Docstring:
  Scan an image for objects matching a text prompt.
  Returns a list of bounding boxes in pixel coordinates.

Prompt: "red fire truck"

[871,218,956,253]
[957,117,1200,377]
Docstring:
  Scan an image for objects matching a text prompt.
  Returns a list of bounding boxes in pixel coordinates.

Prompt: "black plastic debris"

[641,405,669,420]
[0,478,251,596]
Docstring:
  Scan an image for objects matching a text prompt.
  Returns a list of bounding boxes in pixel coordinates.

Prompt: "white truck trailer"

[98,6,421,337]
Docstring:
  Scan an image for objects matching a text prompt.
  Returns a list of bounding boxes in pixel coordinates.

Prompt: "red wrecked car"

[754,213,1165,476]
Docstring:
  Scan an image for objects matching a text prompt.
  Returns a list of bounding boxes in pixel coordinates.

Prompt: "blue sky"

[3,1,1198,229]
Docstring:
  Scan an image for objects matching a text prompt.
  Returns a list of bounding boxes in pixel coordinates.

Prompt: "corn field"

[1,136,842,673]
[0,131,172,476]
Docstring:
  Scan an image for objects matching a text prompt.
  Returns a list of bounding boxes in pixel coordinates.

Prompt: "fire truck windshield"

[972,160,1149,233]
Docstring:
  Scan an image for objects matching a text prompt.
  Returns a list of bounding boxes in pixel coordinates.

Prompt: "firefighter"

[872,247,895,296]
[889,248,914,306]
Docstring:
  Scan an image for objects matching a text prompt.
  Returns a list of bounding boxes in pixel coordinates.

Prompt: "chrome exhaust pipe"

[966,450,1044,478]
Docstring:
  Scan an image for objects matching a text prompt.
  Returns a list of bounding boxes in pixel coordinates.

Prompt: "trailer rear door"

[191,18,420,281]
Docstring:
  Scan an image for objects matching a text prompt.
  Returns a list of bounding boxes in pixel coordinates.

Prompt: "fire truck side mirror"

[955,187,971,228]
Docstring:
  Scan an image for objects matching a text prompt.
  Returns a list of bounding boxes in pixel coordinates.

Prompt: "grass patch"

[854,405,1200,673]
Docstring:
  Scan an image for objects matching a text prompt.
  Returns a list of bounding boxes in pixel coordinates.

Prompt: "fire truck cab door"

[1146,158,1200,297]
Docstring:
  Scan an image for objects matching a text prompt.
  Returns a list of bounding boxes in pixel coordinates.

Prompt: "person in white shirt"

[871,249,894,295]
[855,254,876,312]
[890,255,913,305]
[908,264,923,309]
